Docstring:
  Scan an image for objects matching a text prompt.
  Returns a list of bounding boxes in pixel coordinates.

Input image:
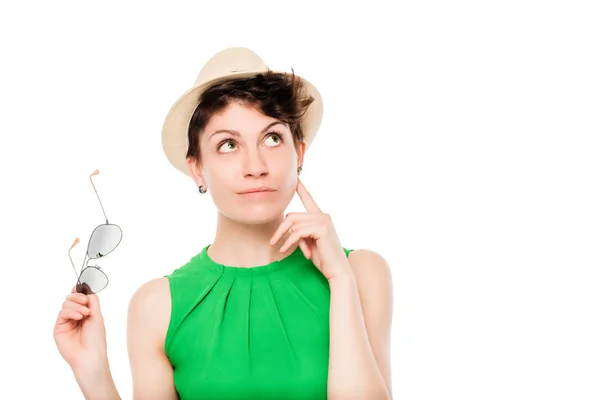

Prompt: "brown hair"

[186,70,314,162]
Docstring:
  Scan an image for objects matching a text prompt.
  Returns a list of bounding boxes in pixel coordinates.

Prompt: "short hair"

[186,70,314,161]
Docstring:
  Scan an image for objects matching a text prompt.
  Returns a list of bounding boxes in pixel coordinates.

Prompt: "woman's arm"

[327,249,394,399]
[127,278,179,400]
[73,362,121,399]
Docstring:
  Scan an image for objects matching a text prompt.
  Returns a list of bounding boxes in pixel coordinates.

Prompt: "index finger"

[296,178,322,213]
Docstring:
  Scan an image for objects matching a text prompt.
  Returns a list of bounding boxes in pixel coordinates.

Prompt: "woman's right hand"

[53,286,109,374]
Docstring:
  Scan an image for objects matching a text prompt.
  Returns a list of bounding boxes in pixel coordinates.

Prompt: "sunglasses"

[68,169,122,295]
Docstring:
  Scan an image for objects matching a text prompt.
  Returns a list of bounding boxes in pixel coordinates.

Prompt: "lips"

[238,186,275,194]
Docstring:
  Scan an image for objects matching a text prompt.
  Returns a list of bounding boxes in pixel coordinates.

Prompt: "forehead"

[205,102,284,134]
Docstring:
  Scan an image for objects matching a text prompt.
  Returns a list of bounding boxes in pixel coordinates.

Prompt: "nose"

[242,148,269,178]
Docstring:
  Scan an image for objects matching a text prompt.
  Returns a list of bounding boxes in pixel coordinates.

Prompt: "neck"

[208,212,296,267]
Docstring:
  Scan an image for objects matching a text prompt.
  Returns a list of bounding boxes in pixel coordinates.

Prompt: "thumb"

[86,293,103,317]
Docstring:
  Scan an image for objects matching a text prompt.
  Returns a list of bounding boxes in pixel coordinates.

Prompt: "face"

[187,102,305,225]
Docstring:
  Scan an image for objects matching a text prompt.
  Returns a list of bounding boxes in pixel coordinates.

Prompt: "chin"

[219,193,293,225]
[225,204,285,225]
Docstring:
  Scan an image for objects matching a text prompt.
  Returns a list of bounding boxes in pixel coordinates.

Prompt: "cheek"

[282,165,298,190]
[202,163,235,195]
[268,152,297,182]
[271,159,299,202]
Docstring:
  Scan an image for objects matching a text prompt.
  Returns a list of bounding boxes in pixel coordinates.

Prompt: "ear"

[295,140,306,169]
[186,156,205,187]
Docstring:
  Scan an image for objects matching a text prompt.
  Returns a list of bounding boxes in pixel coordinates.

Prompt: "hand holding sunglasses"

[68,169,122,295]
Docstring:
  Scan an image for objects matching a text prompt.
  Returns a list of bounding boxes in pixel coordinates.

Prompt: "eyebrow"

[208,121,287,140]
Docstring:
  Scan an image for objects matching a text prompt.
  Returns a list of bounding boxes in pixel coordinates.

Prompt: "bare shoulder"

[346,248,394,395]
[347,249,394,289]
[128,277,172,348]
[129,277,171,307]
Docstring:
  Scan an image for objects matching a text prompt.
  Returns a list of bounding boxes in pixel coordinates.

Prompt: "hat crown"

[195,47,268,86]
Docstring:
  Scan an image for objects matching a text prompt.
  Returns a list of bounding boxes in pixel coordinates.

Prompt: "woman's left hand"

[270,178,351,281]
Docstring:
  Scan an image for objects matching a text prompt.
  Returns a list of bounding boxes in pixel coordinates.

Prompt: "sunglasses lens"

[88,224,122,259]
[76,266,108,294]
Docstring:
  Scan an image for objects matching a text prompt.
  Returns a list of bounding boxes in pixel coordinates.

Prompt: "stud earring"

[198,185,207,194]
[297,165,303,174]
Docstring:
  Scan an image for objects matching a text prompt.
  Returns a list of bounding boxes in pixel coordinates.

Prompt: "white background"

[1,0,598,399]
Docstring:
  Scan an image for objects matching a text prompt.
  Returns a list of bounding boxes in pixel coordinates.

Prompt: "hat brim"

[161,71,323,177]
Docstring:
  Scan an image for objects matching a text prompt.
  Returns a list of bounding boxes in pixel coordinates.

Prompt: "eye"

[264,132,283,147]
[218,140,237,153]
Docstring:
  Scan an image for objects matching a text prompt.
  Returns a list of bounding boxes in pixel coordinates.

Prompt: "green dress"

[164,244,353,399]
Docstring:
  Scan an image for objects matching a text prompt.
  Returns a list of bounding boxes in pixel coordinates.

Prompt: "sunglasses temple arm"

[68,249,81,282]
[90,170,109,224]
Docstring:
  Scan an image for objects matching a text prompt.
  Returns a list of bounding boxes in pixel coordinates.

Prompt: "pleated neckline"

[197,244,306,277]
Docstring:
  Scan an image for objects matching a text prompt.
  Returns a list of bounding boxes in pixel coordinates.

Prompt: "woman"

[53,47,394,399]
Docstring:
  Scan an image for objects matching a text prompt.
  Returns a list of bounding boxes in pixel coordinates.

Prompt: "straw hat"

[161,47,323,177]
